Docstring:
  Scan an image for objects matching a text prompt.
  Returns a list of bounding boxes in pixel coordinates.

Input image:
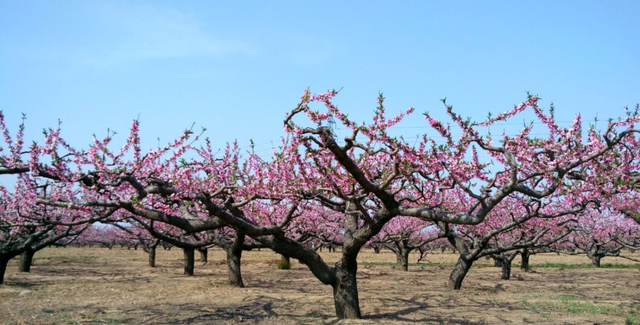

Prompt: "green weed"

[276,261,291,270]
[521,295,639,317]
[532,263,640,269]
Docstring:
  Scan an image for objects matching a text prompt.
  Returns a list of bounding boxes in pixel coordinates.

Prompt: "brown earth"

[1,247,639,324]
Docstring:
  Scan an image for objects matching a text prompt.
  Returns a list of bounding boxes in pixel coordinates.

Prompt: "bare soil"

[1,247,639,324]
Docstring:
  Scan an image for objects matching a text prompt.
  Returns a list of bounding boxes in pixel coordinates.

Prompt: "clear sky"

[1,1,639,161]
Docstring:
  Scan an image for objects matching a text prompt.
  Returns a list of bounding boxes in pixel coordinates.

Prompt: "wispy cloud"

[78,2,257,67]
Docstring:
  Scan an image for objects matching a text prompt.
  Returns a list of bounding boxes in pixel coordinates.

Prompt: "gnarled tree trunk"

[183,247,195,276]
[19,249,35,272]
[143,239,160,268]
[520,249,531,272]
[332,258,361,319]
[226,232,245,287]
[198,248,208,263]
[501,259,512,280]
[388,240,411,271]
[589,254,602,267]
[148,245,156,267]
[396,250,409,271]
[0,257,9,285]
[495,252,518,280]
[448,255,473,290]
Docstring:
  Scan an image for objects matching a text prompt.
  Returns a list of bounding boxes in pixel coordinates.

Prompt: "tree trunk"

[19,249,35,272]
[589,254,601,267]
[280,254,290,265]
[0,257,8,285]
[226,232,245,287]
[501,259,512,280]
[493,257,503,267]
[183,247,195,276]
[198,248,208,263]
[332,258,361,319]
[148,245,156,267]
[448,255,473,290]
[395,248,410,271]
[520,249,531,272]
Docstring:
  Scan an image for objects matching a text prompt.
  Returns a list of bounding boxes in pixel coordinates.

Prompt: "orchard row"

[1,90,639,319]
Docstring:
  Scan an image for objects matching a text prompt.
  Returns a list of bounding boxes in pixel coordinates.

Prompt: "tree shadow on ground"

[364,296,487,324]
[52,301,282,324]
[7,266,155,285]
[2,281,37,289]
[244,277,311,294]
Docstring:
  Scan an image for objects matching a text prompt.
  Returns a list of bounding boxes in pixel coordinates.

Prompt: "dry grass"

[1,247,639,324]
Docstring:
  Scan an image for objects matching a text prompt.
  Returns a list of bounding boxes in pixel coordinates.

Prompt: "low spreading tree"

[438,196,582,289]
[0,175,114,283]
[0,115,119,283]
[560,211,640,267]
[371,217,444,271]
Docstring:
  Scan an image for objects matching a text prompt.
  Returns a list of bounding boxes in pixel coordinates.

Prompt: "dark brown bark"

[19,249,35,272]
[520,249,531,272]
[148,245,156,267]
[280,254,290,265]
[141,239,159,268]
[395,248,409,271]
[495,252,520,280]
[332,258,361,319]
[0,257,8,285]
[501,259,512,280]
[226,232,244,287]
[448,255,473,290]
[589,254,602,267]
[183,247,195,276]
[493,257,504,267]
[198,248,208,263]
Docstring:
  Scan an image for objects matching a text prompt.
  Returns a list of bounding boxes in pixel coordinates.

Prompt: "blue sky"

[1,1,639,162]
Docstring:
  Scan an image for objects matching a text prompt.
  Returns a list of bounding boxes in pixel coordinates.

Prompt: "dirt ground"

[1,247,639,324]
